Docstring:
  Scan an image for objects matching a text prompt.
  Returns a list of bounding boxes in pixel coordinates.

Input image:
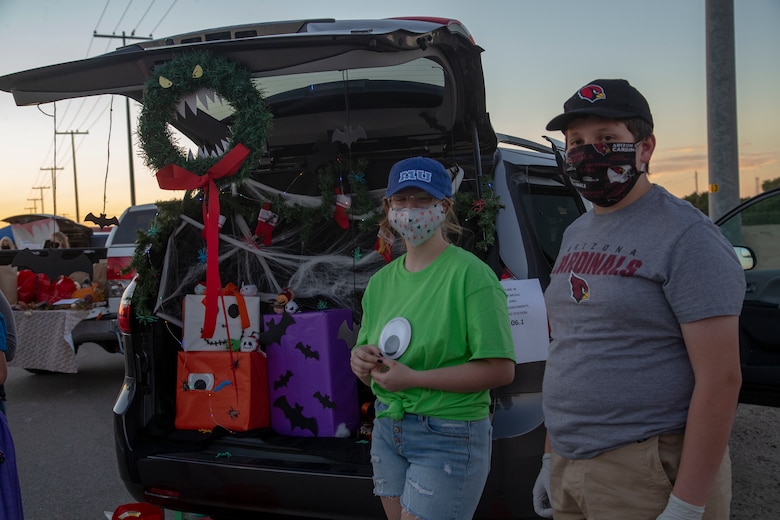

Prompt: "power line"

[55,130,89,222]
[93,30,154,206]
[149,0,177,36]
[134,0,158,34]
[112,0,137,35]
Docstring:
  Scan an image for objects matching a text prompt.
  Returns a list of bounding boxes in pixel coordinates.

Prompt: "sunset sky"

[0,0,777,223]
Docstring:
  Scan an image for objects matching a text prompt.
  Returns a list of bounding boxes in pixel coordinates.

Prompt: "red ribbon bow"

[156,143,250,339]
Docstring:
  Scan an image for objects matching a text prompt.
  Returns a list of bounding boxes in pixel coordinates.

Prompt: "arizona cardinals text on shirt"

[553,247,642,277]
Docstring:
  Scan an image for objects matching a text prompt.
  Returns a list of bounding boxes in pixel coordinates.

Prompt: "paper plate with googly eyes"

[378,317,412,360]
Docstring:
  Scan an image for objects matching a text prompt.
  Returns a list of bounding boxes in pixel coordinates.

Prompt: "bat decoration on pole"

[85,212,120,227]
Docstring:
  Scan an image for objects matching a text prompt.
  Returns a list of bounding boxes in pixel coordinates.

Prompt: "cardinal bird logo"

[569,272,590,303]
[577,84,606,103]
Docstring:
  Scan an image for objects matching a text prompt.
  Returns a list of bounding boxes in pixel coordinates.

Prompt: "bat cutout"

[257,312,296,346]
[337,319,359,349]
[313,391,336,410]
[85,212,119,227]
[294,342,319,360]
[273,395,318,436]
[226,407,240,420]
[273,370,294,390]
[331,125,367,148]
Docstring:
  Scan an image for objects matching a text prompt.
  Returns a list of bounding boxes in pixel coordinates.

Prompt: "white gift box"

[182,294,261,351]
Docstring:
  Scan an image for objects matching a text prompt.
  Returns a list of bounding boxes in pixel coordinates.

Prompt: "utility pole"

[92,31,153,207]
[32,184,52,214]
[706,0,740,221]
[39,167,63,215]
[55,129,88,222]
[24,206,36,213]
[27,198,39,213]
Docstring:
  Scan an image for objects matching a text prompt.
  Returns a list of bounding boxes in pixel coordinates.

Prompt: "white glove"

[532,452,553,518]
[656,494,705,520]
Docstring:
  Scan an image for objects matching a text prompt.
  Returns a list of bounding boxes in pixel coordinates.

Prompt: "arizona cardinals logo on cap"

[569,272,590,303]
[578,84,606,103]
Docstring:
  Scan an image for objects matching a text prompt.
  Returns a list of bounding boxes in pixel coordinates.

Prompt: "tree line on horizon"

[683,176,780,215]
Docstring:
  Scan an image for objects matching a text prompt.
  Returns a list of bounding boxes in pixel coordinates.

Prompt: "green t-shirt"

[356,245,515,420]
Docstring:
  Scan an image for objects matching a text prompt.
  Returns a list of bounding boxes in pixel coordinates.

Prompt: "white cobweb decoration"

[152,179,393,327]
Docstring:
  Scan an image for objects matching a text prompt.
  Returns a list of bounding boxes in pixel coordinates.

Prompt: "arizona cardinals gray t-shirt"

[542,185,745,459]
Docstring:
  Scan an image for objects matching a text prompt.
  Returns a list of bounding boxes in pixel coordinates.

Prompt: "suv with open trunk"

[0,18,582,517]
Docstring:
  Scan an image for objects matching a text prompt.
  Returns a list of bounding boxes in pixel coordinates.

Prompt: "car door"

[716,187,780,407]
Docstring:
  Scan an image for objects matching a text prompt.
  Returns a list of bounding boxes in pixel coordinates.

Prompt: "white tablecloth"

[9,309,90,373]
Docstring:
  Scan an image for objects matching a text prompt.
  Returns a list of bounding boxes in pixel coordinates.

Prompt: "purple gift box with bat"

[262,309,359,437]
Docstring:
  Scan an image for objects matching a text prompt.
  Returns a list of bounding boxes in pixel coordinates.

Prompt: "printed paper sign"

[500,278,549,364]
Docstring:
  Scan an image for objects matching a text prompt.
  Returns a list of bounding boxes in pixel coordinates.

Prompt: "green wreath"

[138,51,272,184]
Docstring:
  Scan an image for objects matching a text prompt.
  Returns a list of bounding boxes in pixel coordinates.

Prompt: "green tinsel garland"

[138,51,272,185]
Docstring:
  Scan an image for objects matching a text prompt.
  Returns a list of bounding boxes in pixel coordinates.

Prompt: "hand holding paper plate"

[378,317,411,360]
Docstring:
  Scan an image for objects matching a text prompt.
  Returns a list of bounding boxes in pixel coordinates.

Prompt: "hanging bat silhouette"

[273,395,318,436]
[84,212,119,227]
[274,370,294,390]
[313,391,336,410]
[331,125,367,147]
[256,312,296,346]
[294,342,319,360]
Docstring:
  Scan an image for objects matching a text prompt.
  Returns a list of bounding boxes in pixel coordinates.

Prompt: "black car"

[715,186,780,408]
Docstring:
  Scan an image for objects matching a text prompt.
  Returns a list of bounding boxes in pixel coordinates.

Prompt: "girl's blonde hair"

[51,231,70,248]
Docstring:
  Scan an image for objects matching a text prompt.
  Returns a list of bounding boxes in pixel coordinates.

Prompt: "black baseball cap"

[546,79,653,131]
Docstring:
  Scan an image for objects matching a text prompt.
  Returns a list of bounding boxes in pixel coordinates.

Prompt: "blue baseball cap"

[385,157,452,199]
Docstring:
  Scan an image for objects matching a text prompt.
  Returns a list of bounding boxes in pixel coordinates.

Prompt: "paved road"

[3,343,779,519]
[5,343,137,519]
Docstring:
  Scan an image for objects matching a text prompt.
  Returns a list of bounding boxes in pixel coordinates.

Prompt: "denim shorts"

[370,401,492,520]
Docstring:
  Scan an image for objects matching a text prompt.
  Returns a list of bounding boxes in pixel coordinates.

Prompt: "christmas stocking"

[374,230,394,263]
[334,188,351,229]
[254,202,279,246]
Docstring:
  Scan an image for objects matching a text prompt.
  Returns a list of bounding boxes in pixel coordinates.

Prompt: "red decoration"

[334,188,351,229]
[471,199,486,213]
[374,232,393,263]
[156,143,250,339]
[254,202,279,246]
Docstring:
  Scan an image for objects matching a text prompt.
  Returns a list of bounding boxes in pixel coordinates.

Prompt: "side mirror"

[733,246,756,271]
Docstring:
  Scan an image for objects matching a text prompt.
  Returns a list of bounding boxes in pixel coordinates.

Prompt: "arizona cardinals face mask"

[564,142,643,207]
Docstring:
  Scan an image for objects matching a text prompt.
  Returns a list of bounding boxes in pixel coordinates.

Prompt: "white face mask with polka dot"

[388,204,446,247]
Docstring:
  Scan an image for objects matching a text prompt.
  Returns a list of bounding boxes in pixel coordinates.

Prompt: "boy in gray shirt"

[534,79,745,520]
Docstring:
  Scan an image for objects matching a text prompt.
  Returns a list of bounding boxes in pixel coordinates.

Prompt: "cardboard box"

[263,309,359,437]
[175,351,270,432]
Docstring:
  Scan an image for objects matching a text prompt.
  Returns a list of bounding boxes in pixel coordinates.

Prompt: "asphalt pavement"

[4,343,140,519]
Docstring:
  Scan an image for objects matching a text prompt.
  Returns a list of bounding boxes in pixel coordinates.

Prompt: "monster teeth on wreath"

[192,138,232,160]
[175,88,220,120]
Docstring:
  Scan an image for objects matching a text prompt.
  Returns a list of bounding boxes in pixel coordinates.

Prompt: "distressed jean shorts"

[370,401,492,520]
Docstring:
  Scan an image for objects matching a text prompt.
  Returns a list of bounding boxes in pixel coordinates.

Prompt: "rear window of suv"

[192,58,446,121]
[110,207,158,246]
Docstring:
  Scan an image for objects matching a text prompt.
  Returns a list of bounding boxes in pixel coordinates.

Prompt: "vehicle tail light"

[117,277,137,334]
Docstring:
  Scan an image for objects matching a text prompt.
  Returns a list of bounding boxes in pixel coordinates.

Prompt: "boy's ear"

[640,134,656,163]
